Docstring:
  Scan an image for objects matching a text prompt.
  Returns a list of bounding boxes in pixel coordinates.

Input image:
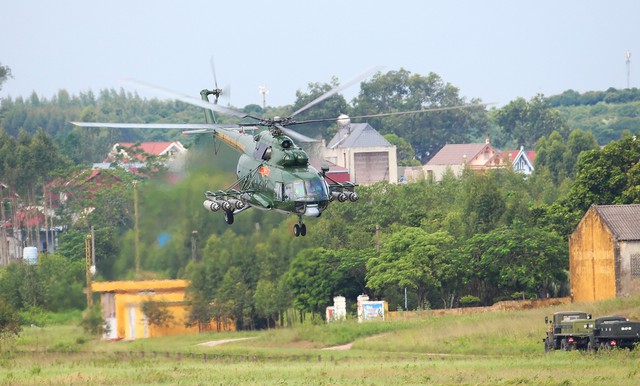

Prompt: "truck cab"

[544,311,593,351]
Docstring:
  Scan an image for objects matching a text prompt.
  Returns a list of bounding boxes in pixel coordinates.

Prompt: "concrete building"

[91,279,234,340]
[569,205,640,302]
[324,123,397,184]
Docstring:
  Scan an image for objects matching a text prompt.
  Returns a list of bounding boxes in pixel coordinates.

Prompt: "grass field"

[3,296,640,385]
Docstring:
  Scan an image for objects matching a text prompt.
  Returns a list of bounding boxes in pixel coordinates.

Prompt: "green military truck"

[543,311,594,351]
[588,316,640,351]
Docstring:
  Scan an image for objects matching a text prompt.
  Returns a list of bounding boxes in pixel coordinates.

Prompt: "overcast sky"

[2,1,640,109]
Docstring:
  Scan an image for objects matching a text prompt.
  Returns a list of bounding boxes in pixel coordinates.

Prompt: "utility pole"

[133,180,140,277]
[191,230,198,261]
[0,183,6,265]
[626,50,632,88]
[85,233,93,310]
[258,86,269,109]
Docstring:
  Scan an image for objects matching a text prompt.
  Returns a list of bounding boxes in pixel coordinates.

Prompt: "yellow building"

[91,279,234,340]
[569,205,640,302]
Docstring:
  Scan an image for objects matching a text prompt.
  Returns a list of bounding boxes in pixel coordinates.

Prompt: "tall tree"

[0,63,12,91]
[462,224,567,303]
[352,69,489,161]
[366,227,455,309]
[290,78,350,140]
[565,135,640,212]
[495,94,567,148]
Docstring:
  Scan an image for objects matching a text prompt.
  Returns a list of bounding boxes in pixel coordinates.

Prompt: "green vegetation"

[3,296,640,384]
[1,65,640,334]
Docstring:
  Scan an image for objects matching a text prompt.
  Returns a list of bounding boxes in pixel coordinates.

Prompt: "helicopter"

[72,67,385,236]
[72,66,488,236]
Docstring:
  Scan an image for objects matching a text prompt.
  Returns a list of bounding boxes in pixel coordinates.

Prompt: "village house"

[422,138,504,181]
[503,146,536,175]
[104,141,187,163]
[324,123,397,184]
[569,204,640,302]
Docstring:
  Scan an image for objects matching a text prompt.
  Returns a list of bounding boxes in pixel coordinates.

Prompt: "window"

[631,253,640,279]
[275,182,284,201]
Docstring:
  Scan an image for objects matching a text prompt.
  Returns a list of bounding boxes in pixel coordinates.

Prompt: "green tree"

[384,133,420,166]
[141,300,175,328]
[461,170,506,236]
[565,135,640,212]
[253,279,278,328]
[563,129,599,177]
[0,298,22,347]
[353,69,489,161]
[495,94,567,148]
[286,247,344,318]
[290,78,350,140]
[462,224,567,303]
[0,63,12,91]
[366,227,455,309]
[215,266,253,330]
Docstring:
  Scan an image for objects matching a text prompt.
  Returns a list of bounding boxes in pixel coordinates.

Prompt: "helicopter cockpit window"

[281,140,292,149]
[285,179,326,200]
[305,178,327,196]
[275,182,284,201]
[292,181,305,199]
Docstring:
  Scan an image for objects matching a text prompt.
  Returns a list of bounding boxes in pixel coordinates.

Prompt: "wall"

[325,146,397,184]
[569,208,617,302]
[93,280,234,340]
[387,297,571,319]
[618,241,640,297]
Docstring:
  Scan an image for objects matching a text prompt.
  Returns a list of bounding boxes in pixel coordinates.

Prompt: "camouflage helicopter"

[72,67,385,237]
[72,67,487,236]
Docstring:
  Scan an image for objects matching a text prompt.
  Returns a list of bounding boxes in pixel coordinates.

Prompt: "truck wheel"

[587,340,596,352]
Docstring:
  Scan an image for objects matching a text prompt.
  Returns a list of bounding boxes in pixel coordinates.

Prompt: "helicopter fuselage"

[206,126,332,218]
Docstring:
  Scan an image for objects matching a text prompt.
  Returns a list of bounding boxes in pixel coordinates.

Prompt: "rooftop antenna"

[258,86,269,109]
[626,50,632,88]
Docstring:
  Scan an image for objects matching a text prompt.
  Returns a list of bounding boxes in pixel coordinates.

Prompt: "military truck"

[588,316,640,351]
[543,311,594,351]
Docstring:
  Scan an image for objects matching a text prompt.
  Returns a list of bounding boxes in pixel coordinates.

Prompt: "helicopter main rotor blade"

[276,124,319,143]
[120,78,257,120]
[210,56,219,90]
[289,65,384,118]
[290,102,494,125]
[70,122,240,130]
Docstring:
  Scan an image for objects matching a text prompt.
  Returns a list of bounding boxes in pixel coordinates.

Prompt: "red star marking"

[259,165,271,177]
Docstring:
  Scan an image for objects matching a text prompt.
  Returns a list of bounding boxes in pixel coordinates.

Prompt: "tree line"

[1,63,640,331]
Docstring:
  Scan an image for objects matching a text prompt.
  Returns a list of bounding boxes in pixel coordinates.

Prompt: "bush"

[80,307,107,336]
[0,299,21,349]
[459,295,481,307]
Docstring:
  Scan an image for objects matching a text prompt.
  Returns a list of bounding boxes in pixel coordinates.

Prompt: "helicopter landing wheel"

[224,210,234,224]
[293,223,307,237]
